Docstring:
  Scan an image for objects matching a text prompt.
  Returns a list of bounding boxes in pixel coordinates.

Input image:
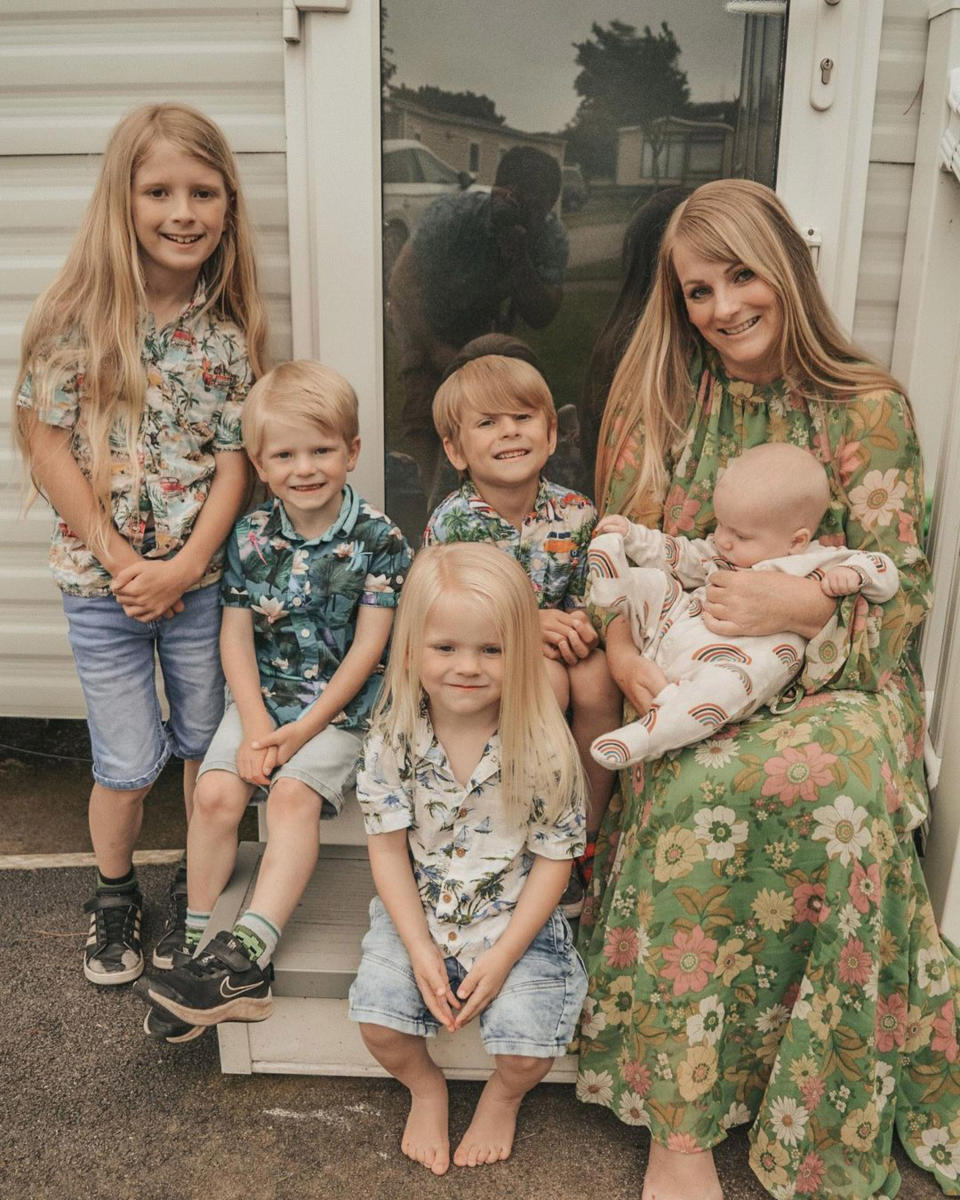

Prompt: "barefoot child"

[15,103,267,989]
[138,360,412,1039]
[349,543,588,1174]
[424,355,621,899]
[588,442,899,766]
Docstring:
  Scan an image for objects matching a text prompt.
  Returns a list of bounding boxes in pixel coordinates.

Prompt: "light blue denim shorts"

[198,702,362,817]
[348,897,588,1057]
[62,584,225,790]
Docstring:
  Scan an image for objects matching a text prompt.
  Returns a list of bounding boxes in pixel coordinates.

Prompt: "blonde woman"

[15,103,267,993]
[579,179,960,1199]
[349,543,587,1174]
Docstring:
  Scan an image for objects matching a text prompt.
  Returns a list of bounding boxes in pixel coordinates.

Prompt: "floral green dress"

[576,350,960,1199]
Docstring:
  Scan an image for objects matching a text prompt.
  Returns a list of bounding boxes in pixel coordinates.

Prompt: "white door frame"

[281,0,885,505]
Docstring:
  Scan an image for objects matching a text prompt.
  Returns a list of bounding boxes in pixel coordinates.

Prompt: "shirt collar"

[264,484,359,544]
[413,710,502,789]
[460,477,551,524]
[142,280,208,337]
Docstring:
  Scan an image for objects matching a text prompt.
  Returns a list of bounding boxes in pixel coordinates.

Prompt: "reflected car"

[561,164,588,212]
[382,139,478,277]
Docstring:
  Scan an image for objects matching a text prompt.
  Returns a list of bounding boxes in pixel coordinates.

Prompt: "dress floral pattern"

[577,349,960,1199]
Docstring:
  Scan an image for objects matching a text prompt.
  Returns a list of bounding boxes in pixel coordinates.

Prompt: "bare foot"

[642,1142,723,1200]
[401,1066,450,1175]
[453,1069,522,1167]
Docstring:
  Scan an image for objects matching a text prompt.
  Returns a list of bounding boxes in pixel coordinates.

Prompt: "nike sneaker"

[142,931,273,1026]
[82,889,144,985]
[138,941,205,1042]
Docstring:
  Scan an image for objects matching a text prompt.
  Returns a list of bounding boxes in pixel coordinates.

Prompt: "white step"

[206,827,578,1083]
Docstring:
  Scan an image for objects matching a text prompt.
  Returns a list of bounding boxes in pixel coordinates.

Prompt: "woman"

[577,179,960,1200]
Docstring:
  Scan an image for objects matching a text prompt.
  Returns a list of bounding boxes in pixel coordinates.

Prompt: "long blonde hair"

[595,179,904,516]
[15,103,269,545]
[372,543,586,823]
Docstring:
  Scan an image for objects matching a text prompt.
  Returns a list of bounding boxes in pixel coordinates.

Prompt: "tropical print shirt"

[423,477,596,610]
[357,714,585,967]
[18,288,251,596]
[221,486,412,730]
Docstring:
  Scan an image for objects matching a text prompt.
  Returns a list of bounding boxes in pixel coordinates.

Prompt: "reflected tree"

[566,20,690,179]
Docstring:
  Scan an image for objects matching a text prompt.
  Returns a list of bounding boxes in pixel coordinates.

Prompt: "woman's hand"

[605,615,669,715]
[703,571,836,640]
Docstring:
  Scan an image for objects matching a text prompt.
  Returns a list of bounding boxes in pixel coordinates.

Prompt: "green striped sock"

[96,868,138,894]
[185,909,211,951]
[233,910,280,967]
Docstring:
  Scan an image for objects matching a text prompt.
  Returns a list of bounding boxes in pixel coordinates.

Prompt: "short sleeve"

[532,213,570,286]
[526,788,586,860]
[220,523,252,608]
[801,390,932,692]
[17,367,81,430]
[360,517,413,608]
[356,731,414,835]
[212,331,252,452]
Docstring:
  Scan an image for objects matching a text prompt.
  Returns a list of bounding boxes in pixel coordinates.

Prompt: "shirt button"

[442,893,452,903]
[447,932,457,942]
[301,628,310,637]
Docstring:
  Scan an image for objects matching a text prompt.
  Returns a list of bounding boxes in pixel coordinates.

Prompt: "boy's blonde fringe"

[371,543,587,825]
[13,103,269,551]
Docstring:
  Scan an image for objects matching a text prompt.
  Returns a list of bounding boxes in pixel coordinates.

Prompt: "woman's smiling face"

[672,239,783,384]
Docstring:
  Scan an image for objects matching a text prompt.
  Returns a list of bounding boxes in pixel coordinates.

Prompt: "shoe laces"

[93,897,138,945]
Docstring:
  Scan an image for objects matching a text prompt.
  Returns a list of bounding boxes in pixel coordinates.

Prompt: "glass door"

[378,1,787,543]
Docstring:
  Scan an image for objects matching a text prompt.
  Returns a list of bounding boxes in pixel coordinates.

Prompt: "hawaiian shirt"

[412,190,568,346]
[221,486,412,730]
[18,288,250,597]
[423,477,596,610]
[357,715,585,967]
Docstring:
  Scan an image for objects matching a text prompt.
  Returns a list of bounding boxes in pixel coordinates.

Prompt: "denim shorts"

[62,584,225,790]
[198,702,362,817]
[348,897,588,1057]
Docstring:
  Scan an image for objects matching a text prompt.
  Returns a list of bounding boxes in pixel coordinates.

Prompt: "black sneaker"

[144,931,273,1026]
[82,889,144,985]
[143,1006,207,1043]
[152,872,188,969]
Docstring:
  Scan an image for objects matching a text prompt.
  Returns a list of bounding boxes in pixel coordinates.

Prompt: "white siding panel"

[0,4,285,154]
[0,1,288,718]
[851,0,926,369]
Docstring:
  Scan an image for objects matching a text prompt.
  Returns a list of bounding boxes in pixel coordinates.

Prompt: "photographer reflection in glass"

[388,146,568,503]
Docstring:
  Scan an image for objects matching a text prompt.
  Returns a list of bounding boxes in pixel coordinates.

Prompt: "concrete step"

[205,825,578,1083]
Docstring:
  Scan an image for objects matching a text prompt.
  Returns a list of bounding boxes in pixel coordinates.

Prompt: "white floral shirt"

[357,715,585,966]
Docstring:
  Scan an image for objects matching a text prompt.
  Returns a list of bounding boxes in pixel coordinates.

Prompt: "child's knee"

[569,652,619,709]
[544,656,570,710]
[192,771,247,826]
[360,1021,410,1054]
[495,1053,552,1083]
[266,776,323,824]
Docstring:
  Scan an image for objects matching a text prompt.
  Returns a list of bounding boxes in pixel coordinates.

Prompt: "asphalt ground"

[0,725,947,1200]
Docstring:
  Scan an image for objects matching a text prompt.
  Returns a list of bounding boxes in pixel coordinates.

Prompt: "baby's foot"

[642,1142,723,1200]
[453,1070,522,1167]
[401,1067,450,1175]
[591,722,649,768]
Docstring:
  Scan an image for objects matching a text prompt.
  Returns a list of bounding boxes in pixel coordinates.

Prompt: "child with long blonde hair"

[14,103,267,996]
[349,543,588,1175]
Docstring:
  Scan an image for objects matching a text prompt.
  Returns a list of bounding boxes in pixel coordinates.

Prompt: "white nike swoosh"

[220,978,262,998]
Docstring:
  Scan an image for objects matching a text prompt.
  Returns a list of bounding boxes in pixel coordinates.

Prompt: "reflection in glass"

[380,2,788,545]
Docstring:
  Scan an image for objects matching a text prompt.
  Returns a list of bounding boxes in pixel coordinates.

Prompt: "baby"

[588,443,899,767]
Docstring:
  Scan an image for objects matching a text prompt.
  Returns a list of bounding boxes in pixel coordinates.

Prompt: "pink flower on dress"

[793,882,830,925]
[875,992,907,1052]
[604,926,640,968]
[663,485,702,535]
[795,1152,826,1195]
[849,860,881,913]
[621,1057,653,1096]
[932,1000,959,1062]
[837,937,874,986]
[800,1075,826,1111]
[660,925,717,996]
[666,1131,701,1154]
[762,744,837,806]
[813,432,863,487]
[898,509,918,546]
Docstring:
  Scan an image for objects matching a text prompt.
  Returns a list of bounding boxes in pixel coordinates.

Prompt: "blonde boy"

[139,361,412,1036]
[424,355,620,849]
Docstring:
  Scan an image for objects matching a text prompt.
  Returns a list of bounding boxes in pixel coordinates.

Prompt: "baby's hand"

[410,942,460,1032]
[821,566,863,598]
[453,946,513,1030]
[538,608,597,664]
[594,515,629,537]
